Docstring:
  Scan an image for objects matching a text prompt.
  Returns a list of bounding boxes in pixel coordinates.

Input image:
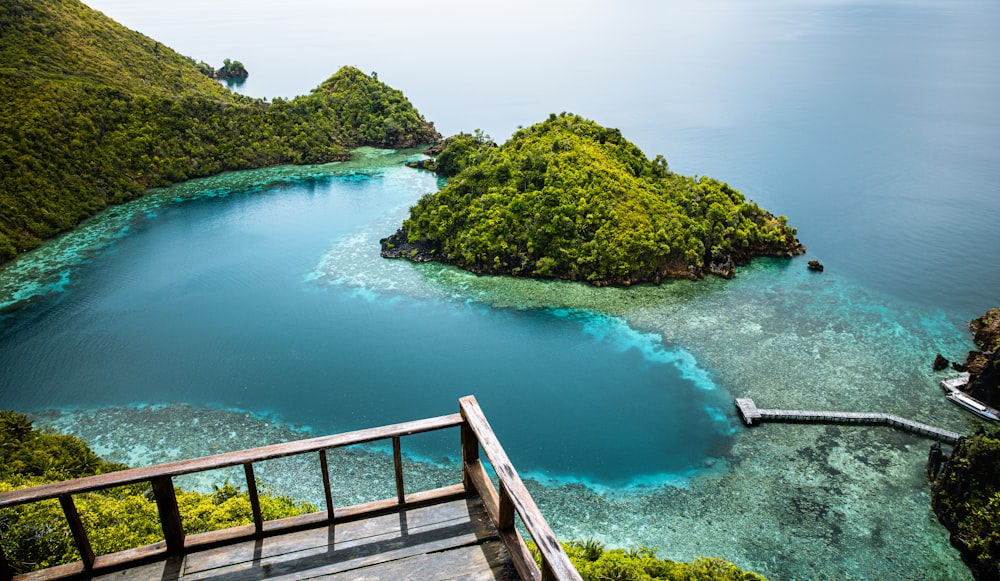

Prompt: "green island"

[931,308,1000,580]
[0,412,765,581]
[933,428,1000,581]
[381,115,804,286]
[0,0,438,263]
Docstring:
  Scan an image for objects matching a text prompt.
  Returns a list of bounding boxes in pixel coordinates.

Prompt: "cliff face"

[967,310,1000,407]
[930,308,1000,580]
[932,429,1000,581]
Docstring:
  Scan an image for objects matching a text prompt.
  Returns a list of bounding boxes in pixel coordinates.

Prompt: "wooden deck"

[735,397,964,444]
[89,494,516,581]
[0,396,582,581]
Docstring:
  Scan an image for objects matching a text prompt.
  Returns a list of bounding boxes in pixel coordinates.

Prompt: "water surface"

[4,0,1000,578]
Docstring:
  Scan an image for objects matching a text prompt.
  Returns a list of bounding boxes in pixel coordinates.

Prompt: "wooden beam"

[460,420,479,491]
[459,395,582,581]
[392,436,405,505]
[500,528,543,581]
[319,449,334,521]
[463,460,499,524]
[150,477,184,554]
[0,540,13,581]
[243,463,263,534]
[498,482,515,531]
[58,495,94,570]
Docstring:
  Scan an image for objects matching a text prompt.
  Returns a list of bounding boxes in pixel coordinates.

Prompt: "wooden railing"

[0,396,581,581]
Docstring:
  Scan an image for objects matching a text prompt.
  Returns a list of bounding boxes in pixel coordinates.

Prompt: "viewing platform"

[0,396,582,581]
[735,398,964,445]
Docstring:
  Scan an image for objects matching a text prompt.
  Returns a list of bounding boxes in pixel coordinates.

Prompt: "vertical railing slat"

[151,476,185,554]
[319,449,334,521]
[0,542,12,581]
[460,420,479,490]
[59,494,95,569]
[392,436,405,504]
[498,483,515,531]
[244,463,263,533]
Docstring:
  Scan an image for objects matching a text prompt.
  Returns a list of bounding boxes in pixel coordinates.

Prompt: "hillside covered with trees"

[933,429,1000,581]
[0,0,438,263]
[382,114,803,286]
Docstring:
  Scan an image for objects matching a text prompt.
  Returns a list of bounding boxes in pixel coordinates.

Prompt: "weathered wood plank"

[58,495,94,570]
[243,463,263,534]
[319,449,334,519]
[460,396,581,581]
[323,540,517,581]
[152,476,185,554]
[393,436,406,505]
[177,496,507,580]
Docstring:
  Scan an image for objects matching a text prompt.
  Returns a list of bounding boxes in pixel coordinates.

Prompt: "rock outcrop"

[962,309,1000,408]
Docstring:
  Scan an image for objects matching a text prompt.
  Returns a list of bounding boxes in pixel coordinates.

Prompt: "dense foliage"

[0,0,438,263]
[0,411,313,575]
[932,429,1000,580]
[531,539,767,581]
[390,113,803,286]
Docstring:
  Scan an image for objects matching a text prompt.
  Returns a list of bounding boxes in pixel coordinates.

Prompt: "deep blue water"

[2,1,999,578]
[0,158,733,486]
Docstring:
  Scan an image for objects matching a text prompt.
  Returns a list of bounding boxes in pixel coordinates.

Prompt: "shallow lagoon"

[0,151,984,579]
[4,0,1000,578]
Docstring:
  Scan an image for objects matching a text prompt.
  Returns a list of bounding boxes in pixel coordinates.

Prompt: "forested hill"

[0,0,439,263]
[384,114,804,286]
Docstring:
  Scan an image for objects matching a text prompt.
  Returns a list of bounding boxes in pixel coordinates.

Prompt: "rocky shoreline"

[384,123,806,287]
[936,308,1000,408]
[931,308,1000,581]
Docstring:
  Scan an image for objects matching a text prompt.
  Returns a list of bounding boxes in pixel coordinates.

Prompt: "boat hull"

[946,391,1000,422]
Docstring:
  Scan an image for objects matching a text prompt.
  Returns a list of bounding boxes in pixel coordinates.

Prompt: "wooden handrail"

[459,396,583,581]
[0,398,581,581]
[0,413,462,507]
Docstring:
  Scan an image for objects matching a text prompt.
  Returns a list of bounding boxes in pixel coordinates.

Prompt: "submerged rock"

[808,259,824,272]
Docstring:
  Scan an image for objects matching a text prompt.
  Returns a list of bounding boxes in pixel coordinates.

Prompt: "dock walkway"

[735,398,963,444]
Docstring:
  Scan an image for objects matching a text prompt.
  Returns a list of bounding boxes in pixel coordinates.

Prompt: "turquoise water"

[4,0,1000,578]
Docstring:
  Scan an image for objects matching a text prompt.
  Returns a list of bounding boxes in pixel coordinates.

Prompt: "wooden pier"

[0,396,583,581]
[735,398,964,444]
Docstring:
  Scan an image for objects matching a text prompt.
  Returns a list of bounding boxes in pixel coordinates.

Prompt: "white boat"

[946,390,1000,422]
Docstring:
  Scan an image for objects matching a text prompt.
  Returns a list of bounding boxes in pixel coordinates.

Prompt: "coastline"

[28,401,970,580]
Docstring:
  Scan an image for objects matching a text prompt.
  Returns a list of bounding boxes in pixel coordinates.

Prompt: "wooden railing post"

[59,495,95,570]
[498,482,515,532]
[460,415,480,491]
[319,449,334,521]
[392,436,405,504]
[0,541,13,581]
[150,477,184,554]
[244,463,263,533]
[459,395,583,581]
